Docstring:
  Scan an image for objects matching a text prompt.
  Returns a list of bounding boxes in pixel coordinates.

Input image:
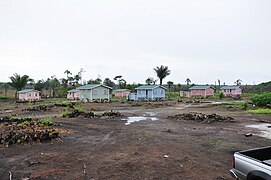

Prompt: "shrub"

[0,96,7,100]
[251,93,271,107]
[218,93,224,99]
[39,118,56,126]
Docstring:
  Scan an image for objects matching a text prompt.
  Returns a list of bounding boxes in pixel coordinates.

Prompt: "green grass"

[221,102,249,110]
[0,96,8,100]
[39,117,56,126]
[166,92,180,99]
[247,108,271,114]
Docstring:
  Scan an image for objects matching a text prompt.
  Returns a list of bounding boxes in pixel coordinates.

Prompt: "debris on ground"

[245,133,253,137]
[168,112,235,123]
[22,105,51,112]
[0,116,62,146]
[62,109,123,119]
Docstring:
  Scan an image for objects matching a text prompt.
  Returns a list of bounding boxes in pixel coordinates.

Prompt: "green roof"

[77,84,112,90]
[67,89,79,93]
[113,89,130,92]
[189,85,215,90]
[220,86,240,90]
[135,85,167,90]
[17,89,40,93]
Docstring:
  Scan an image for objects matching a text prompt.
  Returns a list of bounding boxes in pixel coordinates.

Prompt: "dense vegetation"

[251,92,271,107]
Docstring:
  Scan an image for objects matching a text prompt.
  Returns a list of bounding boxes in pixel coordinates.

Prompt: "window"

[161,90,164,94]
[35,93,37,96]
[92,90,98,95]
[153,90,157,95]
[28,93,31,97]
[103,89,108,95]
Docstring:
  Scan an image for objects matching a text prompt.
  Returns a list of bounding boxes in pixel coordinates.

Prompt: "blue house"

[134,85,167,100]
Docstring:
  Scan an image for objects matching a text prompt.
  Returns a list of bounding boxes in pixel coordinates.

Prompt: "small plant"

[61,109,73,117]
[17,121,32,127]
[241,102,248,110]
[39,117,56,126]
[247,109,271,114]
[74,105,84,113]
[0,96,8,100]
[218,93,224,100]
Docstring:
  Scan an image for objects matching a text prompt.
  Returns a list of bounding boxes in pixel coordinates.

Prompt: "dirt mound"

[22,105,51,112]
[168,112,235,123]
[0,129,60,146]
[63,109,123,119]
[0,116,62,146]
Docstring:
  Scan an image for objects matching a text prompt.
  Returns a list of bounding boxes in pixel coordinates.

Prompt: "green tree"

[153,65,171,85]
[145,77,154,85]
[49,76,60,97]
[167,81,174,92]
[9,73,32,98]
[235,79,242,86]
[103,78,115,87]
[185,78,191,87]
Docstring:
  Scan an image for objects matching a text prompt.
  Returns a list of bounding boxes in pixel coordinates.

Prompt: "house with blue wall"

[132,85,166,100]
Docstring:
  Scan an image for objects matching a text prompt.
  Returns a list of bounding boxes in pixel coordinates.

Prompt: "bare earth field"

[1,100,271,180]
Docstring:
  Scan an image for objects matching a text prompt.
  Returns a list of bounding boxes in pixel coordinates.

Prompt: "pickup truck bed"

[230,146,271,180]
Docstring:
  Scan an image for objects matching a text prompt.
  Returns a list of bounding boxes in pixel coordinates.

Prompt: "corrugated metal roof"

[17,89,40,93]
[189,85,215,90]
[114,89,130,92]
[67,89,79,93]
[76,84,112,90]
[220,86,240,90]
[135,85,167,90]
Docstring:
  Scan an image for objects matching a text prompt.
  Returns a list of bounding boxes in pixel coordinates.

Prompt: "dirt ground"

[1,100,271,180]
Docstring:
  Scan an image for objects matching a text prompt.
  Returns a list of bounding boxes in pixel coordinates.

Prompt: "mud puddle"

[246,123,271,139]
[122,112,158,125]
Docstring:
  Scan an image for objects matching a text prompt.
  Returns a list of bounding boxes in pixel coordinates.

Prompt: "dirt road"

[1,101,271,179]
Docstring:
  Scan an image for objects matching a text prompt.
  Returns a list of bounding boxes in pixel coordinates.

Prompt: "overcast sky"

[0,0,270,85]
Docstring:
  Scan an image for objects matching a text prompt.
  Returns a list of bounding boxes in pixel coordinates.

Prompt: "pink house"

[220,86,242,97]
[189,85,215,97]
[67,89,80,100]
[113,89,130,98]
[18,89,41,101]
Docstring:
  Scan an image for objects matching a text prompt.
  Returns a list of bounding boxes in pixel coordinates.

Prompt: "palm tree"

[145,77,154,85]
[185,78,191,87]
[9,73,32,98]
[64,70,72,79]
[153,65,171,85]
[235,79,242,86]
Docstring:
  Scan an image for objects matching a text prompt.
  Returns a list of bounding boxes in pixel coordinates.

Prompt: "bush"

[0,96,8,100]
[251,93,271,107]
[39,117,56,126]
[166,92,180,99]
[218,93,224,99]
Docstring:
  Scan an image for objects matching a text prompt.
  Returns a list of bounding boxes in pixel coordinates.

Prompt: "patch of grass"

[247,108,271,114]
[39,117,56,126]
[166,92,180,99]
[202,139,224,148]
[0,96,8,100]
[221,102,250,110]
[17,121,32,127]
[74,105,84,113]
[61,109,73,117]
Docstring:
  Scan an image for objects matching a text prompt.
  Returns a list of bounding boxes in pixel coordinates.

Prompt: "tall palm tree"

[153,65,171,85]
[145,77,154,85]
[9,73,32,98]
[185,78,191,86]
[64,70,72,79]
[235,79,242,86]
